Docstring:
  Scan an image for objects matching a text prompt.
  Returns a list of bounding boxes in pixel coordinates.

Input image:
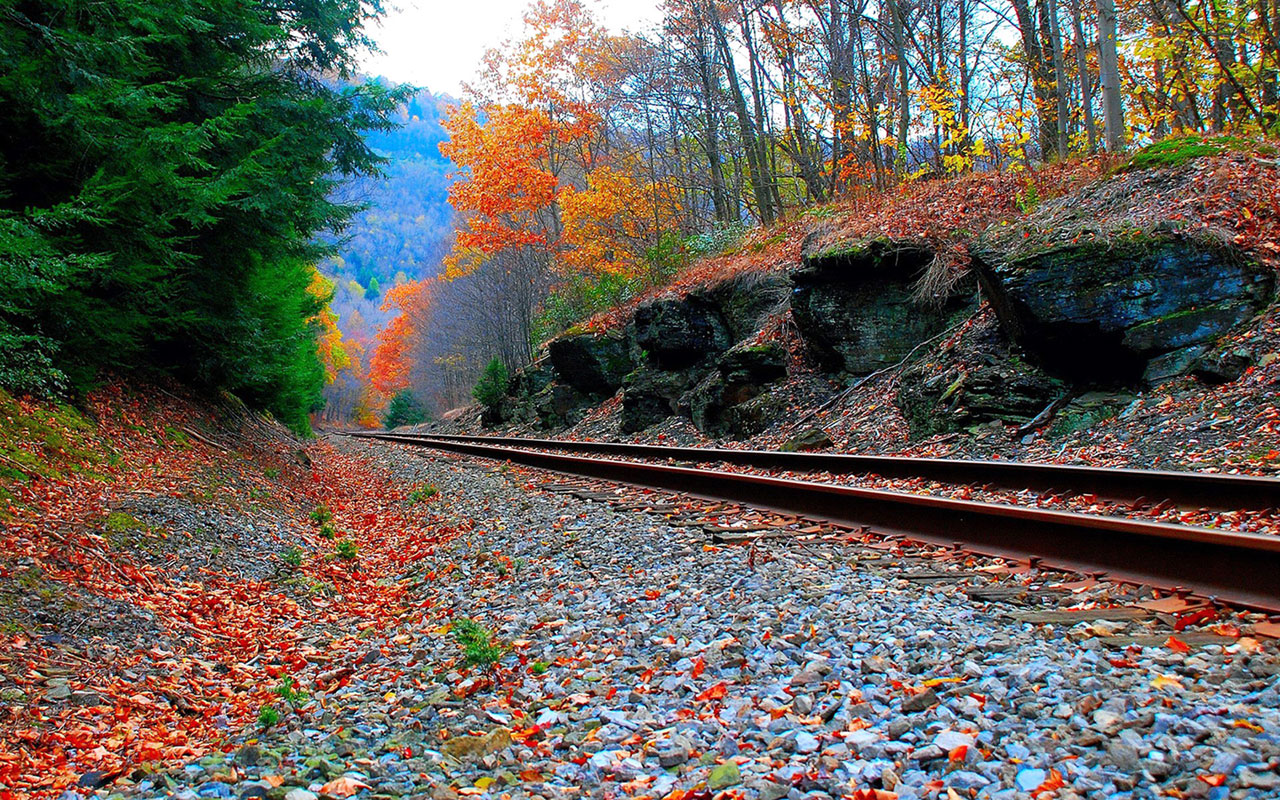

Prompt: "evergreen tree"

[0,0,408,432]
[382,389,428,429]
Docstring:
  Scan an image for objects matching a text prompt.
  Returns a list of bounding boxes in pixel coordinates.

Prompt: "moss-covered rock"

[976,235,1275,384]
[895,317,1066,438]
[632,297,732,369]
[547,333,631,397]
[686,343,788,437]
[792,237,974,375]
[620,370,697,433]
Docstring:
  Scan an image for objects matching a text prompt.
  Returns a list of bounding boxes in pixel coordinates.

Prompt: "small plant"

[309,503,333,525]
[472,358,509,412]
[409,484,439,504]
[264,467,280,479]
[318,522,336,540]
[281,547,303,568]
[273,675,308,709]
[335,538,358,560]
[258,705,280,728]
[1015,176,1040,214]
[452,618,507,670]
[530,660,549,675]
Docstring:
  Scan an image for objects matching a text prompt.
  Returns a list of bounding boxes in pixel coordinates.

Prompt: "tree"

[383,390,428,429]
[0,0,407,433]
[472,358,510,412]
[1096,0,1124,150]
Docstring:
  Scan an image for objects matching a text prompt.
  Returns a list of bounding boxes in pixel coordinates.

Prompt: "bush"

[472,358,509,411]
[383,389,428,429]
[335,538,357,560]
[452,618,507,669]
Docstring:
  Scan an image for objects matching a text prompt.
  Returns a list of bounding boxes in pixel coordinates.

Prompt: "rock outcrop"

[792,237,973,374]
[977,235,1275,384]
[547,332,632,396]
[632,296,732,370]
[896,316,1066,438]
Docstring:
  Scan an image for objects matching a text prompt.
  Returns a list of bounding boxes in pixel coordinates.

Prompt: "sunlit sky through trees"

[362,0,662,92]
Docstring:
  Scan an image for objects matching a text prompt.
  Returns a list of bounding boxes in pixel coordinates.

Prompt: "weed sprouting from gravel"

[281,547,302,568]
[335,538,357,560]
[273,675,308,709]
[452,618,507,670]
[409,483,439,504]
[257,705,280,728]
[309,503,332,525]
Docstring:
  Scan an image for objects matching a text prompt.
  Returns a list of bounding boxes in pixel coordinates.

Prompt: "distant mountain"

[321,86,457,345]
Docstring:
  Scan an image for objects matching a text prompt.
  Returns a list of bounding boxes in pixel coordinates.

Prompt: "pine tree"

[0,0,409,432]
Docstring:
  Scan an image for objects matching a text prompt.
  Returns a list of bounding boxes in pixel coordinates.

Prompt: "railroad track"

[348,431,1280,614]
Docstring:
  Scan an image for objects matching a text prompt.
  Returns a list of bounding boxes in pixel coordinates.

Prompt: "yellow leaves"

[1149,674,1184,691]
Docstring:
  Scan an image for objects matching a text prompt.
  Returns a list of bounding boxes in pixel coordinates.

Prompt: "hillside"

[429,142,1280,476]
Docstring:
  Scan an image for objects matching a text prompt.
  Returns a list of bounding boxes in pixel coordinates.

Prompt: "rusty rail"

[384,432,1279,511]
[351,432,1280,613]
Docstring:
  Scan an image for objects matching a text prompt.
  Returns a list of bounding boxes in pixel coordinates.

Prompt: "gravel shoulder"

[116,435,1280,800]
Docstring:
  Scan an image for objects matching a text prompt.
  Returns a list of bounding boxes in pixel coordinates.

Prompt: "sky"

[362,0,662,94]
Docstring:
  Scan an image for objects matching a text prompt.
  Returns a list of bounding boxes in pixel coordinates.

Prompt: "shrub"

[257,705,280,728]
[472,358,509,411]
[335,538,357,560]
[383,389,428,429]
[281,547,303,568]
[452,618,507,669]
[409,484,438,504]
[309,503,332,525]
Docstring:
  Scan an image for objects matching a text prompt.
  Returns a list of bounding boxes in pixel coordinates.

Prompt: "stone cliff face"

[976,236,1275,385]
[493,172,1277,441]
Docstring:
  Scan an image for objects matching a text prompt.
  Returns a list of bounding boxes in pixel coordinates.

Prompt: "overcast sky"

[361,0,662,94]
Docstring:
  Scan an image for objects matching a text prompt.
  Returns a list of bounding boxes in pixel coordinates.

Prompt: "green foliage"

[1015,177,1041,214]
[319,523,337,540]
[409,484,439,504]
[258,705,280,728]
[0,0,409,431]
[472,359,509,410]
[364,277,381,300]
[383,389,428,429]
[1120,135,1259,172]
[452,618,507,669]
[530,660,549,675]
[310,504,333,525]
[281,547,303,568]
[272,675,308,709]
[335,538,358,560]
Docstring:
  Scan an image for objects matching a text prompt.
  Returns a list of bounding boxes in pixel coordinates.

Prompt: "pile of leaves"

[0,383,454,797]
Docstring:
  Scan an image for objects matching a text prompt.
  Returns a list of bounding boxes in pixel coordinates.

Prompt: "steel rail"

[373,432,1280,511]
[353,432,1280,613]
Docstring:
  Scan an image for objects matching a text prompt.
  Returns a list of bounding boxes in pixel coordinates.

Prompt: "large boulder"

[531,382,589,429]
[632,297,732,369]
[547,332,632,397]
[620,370,697,433]
[792,237,973,375]
[687,344,788,436]
[976,235,1275,384]
[697,273,793,340]
[895,315,1066,438]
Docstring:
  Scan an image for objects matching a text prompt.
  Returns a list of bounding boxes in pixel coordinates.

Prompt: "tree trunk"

[707,0,775,224]
[1096,0,1124,150]
[1011,0,1061,160]
[1070,0,1097,152]
[886,0,911,171]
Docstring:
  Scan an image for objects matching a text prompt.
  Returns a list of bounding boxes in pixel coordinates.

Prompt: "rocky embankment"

[462,158,1279,468]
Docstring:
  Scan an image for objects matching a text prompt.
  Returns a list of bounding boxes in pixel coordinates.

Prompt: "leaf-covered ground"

[3,387,1280,800]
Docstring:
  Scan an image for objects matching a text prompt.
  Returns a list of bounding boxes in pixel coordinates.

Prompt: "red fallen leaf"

[1175,607,1217,631]
[1165,636,1191,654]
[948,745,968,762]
[1108,658,1138,668]
[690,657,705,679]
[695,681,728,702]
[639,668,655,684]
[1034,768,1065,796]
[644,589,660,600]
[1199,774,1227,787]
[1210,623,1241,638]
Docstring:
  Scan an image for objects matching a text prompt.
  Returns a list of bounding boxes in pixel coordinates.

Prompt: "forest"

[364,0,1279,423]
[0,0,404,432]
